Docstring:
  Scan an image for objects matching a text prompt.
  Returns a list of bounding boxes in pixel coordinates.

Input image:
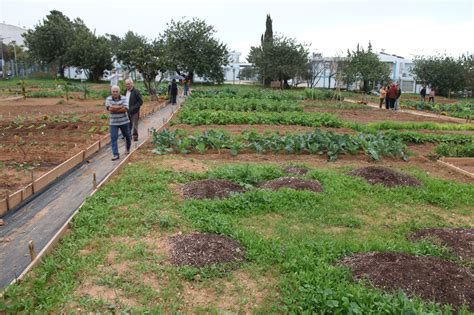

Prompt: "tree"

[162,18,229,83]
[342,42,390,92]
[412,54,469,97]
[249,34,310,89]
[65,19,113,82]
[23,10,74,78]
[116,31,167,100]
[248,15,274,86]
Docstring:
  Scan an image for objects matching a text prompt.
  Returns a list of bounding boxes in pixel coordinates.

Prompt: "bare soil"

[283,166,309,175]
[168,232,246,267]
[347,166,422,187]
[182,179,246,200]
[409,228,474,262]
[259,177,323,193]
[305,107,464,125]
[340,252,474,311]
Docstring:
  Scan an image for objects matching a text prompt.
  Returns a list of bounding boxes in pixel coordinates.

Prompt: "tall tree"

[249,34,309,88]
[412,54,469,97]
[23,10,74,78]
[116,31,167,100]
[65,19,113,81]
[342,42,389,92]
[162,18,229,83]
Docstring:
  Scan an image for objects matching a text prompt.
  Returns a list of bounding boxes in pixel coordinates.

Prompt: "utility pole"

[0,36,11,79]
[12,40,17,77]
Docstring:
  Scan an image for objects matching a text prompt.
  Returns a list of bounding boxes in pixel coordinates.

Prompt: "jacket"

[127,88,143,115]
[387,86,398,99]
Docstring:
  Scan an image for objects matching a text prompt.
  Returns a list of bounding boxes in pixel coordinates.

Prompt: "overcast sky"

[1,0,472,60]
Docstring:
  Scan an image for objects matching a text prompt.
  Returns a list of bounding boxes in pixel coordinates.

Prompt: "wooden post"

[31,171,35,194]
[28,240,36,261]
[93,173,97,190]
[6,193,10,211]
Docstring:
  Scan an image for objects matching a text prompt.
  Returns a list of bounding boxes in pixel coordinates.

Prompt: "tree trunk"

[144,77,158,101]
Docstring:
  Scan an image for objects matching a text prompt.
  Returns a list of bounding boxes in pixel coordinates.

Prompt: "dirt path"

[345,98,472,124]
[0,100,182,289]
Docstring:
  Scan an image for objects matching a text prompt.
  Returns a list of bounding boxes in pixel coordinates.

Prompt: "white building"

[378,52,421,93]
[0,23,27,46]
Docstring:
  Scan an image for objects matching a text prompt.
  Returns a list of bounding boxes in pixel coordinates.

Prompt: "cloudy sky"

[1,0,472,60]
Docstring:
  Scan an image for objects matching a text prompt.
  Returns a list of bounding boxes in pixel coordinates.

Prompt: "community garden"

[1,84,473,313]
[0,79,166,196]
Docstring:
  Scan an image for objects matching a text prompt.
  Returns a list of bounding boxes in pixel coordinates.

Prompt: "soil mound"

[340,252,474,311]
[284,166,309,175]
[259,177,323,192]
[182,179,245,199]
[409,228,474,262]
[168,233,246,267]
[348,166,422,187]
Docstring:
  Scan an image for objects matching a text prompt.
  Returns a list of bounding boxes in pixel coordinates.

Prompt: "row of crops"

[155,86,474,158]
[400,100,473,119]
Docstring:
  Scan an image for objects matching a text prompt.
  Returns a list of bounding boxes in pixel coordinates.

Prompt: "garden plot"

[0,97,159,196]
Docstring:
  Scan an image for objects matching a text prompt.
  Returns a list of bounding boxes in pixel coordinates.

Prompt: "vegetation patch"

[409,228,474,262]
[283,166,309,175]
[340,252,474,311]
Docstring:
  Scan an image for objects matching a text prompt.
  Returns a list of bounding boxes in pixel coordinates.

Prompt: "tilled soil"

[347,166,422,187]
[259,177,323,192]
[283,166,309,175]
[182,179,246,199]
[168,232,246,267]
[409,228,474,262]
[340,252,474,311]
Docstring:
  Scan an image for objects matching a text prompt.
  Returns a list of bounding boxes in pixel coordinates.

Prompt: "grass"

[1,161,473,313]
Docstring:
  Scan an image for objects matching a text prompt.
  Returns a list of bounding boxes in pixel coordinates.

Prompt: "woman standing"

[379,85,387,109]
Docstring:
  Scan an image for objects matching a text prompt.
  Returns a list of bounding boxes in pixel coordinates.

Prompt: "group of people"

[105,79,143,161]
[104,72,191,160]
[379,84,436,111]
[419,86,436,102]
[168,78,191,105]
[379,83,402,110]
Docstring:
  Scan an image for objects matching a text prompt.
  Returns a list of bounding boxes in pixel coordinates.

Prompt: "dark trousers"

[110,124,131,157]
[389,98,396,110]
[385,97,390,109]
[429,97,434,103]
[379,98,384,108]
[171,93,177,104]
[129,112,139,141]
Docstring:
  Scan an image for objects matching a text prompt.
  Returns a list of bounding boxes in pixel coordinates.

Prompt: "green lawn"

[2,160,472,313]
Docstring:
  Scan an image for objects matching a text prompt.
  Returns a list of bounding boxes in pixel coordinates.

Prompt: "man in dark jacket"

[387,83,398,110]
[125,79,143,142]
[168,79,178,105]
[420,86,427,101]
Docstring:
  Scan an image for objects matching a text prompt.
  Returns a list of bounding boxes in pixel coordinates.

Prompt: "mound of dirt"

[182,179,246,199]
[347,166,422,187]
[340,252,474,311]
[259,177,323,192]
[409,228,474,262]
[283,166,309,175]
[168,233,246,268]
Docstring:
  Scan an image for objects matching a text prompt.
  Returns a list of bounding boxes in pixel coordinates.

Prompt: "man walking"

[420,86,427,101]
[168,79,178,105]
[387,83,398,110]
[395,83,402,111]
[105,85,131,161]
[125,79,143,142]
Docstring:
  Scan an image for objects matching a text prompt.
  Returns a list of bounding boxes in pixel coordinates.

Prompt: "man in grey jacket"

[125,79,143,141]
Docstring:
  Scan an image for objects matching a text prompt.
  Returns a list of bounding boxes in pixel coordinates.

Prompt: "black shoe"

[133,138,138,142]
[111,155,120,161]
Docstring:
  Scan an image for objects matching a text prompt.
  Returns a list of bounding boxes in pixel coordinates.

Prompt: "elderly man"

[125,79,143,141]
[105,85,131,160]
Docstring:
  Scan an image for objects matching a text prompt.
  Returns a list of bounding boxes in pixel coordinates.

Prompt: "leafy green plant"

[185,97,303,112]
[175,109,343,128]
[151,128,408,161]
[435,143,474,157]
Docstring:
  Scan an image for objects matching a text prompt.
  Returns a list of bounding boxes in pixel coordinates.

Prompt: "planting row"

[151,128,408,161]
[400,100,474,119]
[174,109,474,132]
[184,96,303,112]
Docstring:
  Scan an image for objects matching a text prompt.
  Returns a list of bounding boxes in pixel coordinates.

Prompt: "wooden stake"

[6,193,10,211]
[93,173,97,190]
[31,171,35,194]
[28,240,36,261]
